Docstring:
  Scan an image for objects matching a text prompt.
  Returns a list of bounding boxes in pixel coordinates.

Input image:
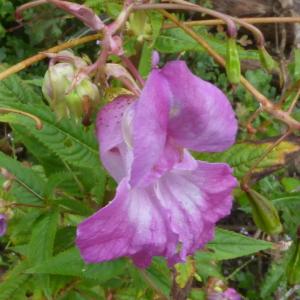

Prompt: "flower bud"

[3,180,12,192]
[247,189,283,235]
[42,52,100,123]
[0,214,7,237]
[258,47,278,72]
[226,38,241,85]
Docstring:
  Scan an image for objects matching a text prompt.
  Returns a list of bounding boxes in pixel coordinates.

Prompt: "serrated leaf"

[0,261,30,300]
[44,172,81,198]
[138,42,152,78]
[195,138,300,179]
[28,211,59,265]
[13,124,65,175]
[260,262,285,298]
[287,241,300,285]
[27,247,127,282]
[0,274,28,300]
[0,151,45,203]
[13,123,106,200]
[197,228,273,261]
[260,250,290,298]
[0,69,41,104]
[148,11,163,46]
[0,101,100,170]
[9,210,42,245]
[142,257,171,297]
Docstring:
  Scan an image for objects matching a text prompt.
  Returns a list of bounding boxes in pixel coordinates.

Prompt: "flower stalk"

[0,108,43,129]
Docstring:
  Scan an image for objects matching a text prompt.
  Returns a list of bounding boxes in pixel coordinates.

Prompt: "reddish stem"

[121,55,145,87]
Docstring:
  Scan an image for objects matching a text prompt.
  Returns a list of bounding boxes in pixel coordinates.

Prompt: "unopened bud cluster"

[42,50,100,123]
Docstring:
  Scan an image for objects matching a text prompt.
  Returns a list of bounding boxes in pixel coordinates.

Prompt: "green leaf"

[13,124,65,175]
[175,257,194,288]
[9,210,42,245]
[289,48,300,81]
[197,228,273,261]
[44,172,81,198]
[260,250,290,298]
[148,11,163,46]
[260,262,285,298]
[28,211,59,265]
[142,257,171,297]
[195,139,300,179]
[28,211,60,298]
[155,27,260,60]
[53,198,93,216]
[273,193,300,207]
[138,42,153,78]
[281,177,300,193]
[0,274,28,300]
[287,241,300,285]
[0,151,45,203]
[0,70,41,104]
[13,124,106,200]
[0,102,100,170]
[0,261,30,300]
[27,247,127,282]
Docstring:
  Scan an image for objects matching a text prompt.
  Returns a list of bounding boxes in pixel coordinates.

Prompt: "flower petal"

[47,0,104,31]
[76,153,236,268]
[130,70,171,186]
[76,179,177,268]
[154,153,237,262]
[160,61,238,152]
[0,214,7,237]
[96,96,134,182]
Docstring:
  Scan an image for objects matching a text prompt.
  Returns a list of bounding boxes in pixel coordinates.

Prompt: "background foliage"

[0,0,300,299]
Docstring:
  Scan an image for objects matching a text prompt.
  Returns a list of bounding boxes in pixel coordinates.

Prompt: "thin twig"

[279,285,300,300]
[0,108,43,129]
[15,0,47,21]
[225,257,254,280]
[10,203,45,209]
[0,33,103,81]
[287,87,300,114]
[246,107,262,134]
[121,55,145,87]
[163,16,300,29]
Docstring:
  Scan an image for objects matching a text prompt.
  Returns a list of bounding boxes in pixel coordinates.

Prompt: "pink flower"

[0,214,7,237]
[208,288,241,300]
[76,61,238,268]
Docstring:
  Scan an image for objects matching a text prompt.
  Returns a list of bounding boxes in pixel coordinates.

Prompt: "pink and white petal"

[160,61,238,152]
[154,157,237,262]
[137,138,183,187]
[96,96,134,181]
[130,70,171,186]
[76,179,177,268]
